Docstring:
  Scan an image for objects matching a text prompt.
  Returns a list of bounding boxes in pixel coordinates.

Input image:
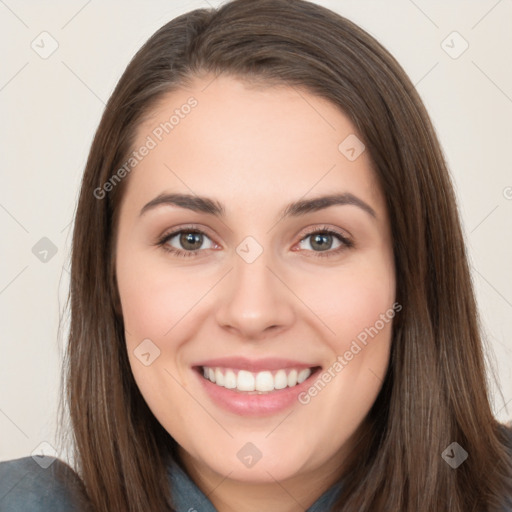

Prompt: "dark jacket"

[0,454,342,511]
[2,431,512,512]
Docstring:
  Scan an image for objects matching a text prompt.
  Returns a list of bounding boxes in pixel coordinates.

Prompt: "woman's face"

[115,74,396,486]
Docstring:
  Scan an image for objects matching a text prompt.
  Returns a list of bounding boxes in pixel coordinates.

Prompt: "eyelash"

[155,224,354,259]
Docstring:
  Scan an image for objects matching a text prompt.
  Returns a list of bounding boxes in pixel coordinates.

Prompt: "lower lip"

[194,368,320,416]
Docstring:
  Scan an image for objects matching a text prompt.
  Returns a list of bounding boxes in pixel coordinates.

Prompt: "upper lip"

[193,357,320,373]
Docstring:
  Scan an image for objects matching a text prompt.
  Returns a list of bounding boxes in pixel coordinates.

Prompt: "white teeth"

[297,368,311,384]
[255,371,274,392]
[237,370,255,391]
[215,368,224,386]
[274,369,288,390]
[287,369,298,387]
[201,366,314,393]
[224,370,237,389]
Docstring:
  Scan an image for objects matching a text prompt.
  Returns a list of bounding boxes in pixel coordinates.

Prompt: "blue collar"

[167,459,343,511]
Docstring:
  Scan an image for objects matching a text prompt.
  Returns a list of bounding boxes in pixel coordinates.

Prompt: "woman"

[1,0,511,510]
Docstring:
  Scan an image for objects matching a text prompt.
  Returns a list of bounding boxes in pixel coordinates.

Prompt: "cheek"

[296,253,396,354]
[292,253,396,432]
[116,250,197,438]
[116,248,199,340]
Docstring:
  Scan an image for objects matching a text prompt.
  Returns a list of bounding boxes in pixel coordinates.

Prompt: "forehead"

[122,74,384,216]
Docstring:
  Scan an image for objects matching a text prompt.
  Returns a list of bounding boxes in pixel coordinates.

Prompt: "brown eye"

[297,227,353,257]
[178,232,204,251]
[308,232,335,251]
[157,228,216,258]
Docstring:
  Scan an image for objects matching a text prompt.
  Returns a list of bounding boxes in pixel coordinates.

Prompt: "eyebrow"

[139,192,376,220]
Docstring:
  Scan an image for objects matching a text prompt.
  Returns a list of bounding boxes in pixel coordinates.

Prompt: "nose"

[214,249,296,341]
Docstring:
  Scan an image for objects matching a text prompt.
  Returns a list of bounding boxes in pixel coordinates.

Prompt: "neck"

[177,447,348,512]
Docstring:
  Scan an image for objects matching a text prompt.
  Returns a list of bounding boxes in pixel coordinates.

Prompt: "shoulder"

[0,456,92,511]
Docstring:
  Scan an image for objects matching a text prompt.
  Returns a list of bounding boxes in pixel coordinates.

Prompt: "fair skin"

[115,74,396,512]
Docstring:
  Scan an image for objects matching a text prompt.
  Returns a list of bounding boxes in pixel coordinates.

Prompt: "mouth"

[191,358,322,416]
[195,365,321,394]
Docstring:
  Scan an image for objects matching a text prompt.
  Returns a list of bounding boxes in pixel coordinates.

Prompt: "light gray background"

[1,0,511,462]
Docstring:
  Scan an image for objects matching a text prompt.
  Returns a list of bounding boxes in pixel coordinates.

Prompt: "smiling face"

[114,74,396,493]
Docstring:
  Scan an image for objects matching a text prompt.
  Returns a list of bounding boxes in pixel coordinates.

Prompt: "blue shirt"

[0,455,342,511]
[1,448,511,511]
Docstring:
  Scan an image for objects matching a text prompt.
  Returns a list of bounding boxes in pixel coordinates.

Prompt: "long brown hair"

[61,0,512,510]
